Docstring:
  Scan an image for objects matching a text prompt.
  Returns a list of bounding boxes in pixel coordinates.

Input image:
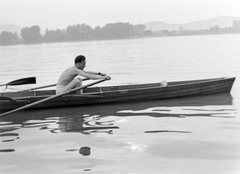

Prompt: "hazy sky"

[1,0,240,29]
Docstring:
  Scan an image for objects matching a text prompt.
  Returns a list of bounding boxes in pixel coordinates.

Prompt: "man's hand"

[105,76,111,80]
[98,72,106,76]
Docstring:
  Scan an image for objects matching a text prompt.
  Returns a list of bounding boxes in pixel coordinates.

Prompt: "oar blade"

[7,77,36,86]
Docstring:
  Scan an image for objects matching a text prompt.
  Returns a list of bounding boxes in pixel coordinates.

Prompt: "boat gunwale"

[0,77,235,100]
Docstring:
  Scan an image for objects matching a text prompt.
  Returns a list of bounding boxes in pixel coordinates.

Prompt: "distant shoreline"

[1,16,240,46]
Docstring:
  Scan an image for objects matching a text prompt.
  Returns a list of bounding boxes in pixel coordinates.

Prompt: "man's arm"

[76,69,109,80]
[83,70,106,76]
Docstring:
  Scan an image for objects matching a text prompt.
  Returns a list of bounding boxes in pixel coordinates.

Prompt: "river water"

[0,34,240,174]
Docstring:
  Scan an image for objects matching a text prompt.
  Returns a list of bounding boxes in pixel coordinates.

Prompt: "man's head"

[75,55,86,70]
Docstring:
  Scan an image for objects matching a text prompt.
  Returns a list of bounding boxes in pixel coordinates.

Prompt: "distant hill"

[145,16,240,31]
[0,25,22,33]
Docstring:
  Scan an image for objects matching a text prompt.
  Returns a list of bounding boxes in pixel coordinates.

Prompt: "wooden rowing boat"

[0,77,235,111]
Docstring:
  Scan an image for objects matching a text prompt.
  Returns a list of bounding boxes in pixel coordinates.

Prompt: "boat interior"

[0,77,229,99]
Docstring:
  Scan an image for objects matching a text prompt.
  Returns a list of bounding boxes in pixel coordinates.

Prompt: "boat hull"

[0,77,235,111]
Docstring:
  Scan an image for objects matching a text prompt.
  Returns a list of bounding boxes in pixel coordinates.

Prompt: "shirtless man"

[56,55,111,94]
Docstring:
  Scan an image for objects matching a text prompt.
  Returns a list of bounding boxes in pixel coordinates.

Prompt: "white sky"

[1,0,240,29]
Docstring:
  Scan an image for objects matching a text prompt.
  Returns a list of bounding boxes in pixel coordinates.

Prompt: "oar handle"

[0,79,107,118]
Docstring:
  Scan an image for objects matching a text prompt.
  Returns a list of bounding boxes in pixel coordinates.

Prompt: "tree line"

[1,20,240,46]
[0,22,151,45]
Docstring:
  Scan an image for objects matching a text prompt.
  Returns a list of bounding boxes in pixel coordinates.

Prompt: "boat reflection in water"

[52,113,119,134]
[0,92,234,134]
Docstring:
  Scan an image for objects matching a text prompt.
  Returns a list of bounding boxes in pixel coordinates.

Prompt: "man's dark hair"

[75,55,86,64]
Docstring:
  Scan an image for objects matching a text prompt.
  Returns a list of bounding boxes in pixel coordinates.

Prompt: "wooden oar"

[0,77,36,87]
[26,84,56,90]
[26,78,89,91]
[0,79,107,118]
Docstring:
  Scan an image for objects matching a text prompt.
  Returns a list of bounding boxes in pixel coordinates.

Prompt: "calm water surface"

[0,35,240,174]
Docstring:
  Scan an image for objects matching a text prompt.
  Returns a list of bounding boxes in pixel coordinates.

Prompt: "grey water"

[0,34,240,174]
